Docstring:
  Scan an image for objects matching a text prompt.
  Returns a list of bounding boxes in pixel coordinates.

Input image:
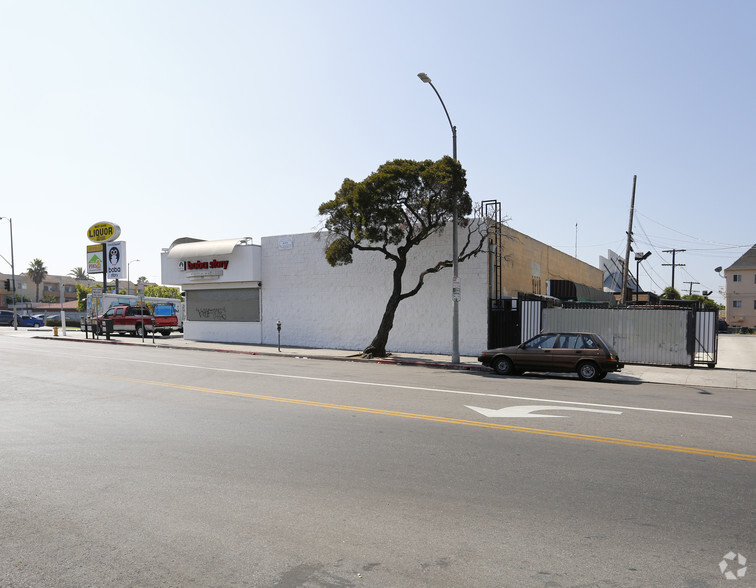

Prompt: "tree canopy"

[68,267,90,281]
[319,156,488,357]
[320,157,472,268]
[660,286,681,300]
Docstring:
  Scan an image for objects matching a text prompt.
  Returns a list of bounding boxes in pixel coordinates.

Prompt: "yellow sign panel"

[87,221,121,243]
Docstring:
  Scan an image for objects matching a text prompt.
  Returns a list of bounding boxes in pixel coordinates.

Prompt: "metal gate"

[541,306,718,367]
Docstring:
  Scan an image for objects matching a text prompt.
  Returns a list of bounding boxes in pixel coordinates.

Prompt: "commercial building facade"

[161,222,604,356]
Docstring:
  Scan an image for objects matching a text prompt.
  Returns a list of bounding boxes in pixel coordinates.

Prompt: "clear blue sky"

[1,1,753,302]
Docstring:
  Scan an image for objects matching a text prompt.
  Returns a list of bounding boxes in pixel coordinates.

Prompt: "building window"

[754,300,756,310]
[733,300,742,308]
[733,274,742,282]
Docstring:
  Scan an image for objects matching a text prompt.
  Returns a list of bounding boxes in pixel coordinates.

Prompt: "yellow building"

[494,225,605,299]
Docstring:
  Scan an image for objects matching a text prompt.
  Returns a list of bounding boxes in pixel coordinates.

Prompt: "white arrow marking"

[466,405,623,418]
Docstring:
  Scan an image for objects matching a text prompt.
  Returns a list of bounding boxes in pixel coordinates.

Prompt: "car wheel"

[160,330,171,337]
[33,323,41,328]
[577,361,603,382]
[135,324,145,338]
[492,356,515,376]
[92,323,102,336]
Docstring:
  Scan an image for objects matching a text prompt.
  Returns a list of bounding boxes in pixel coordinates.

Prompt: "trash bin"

[104,318,114,340]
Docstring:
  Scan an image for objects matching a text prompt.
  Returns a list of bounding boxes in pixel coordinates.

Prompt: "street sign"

[452,276,461,302]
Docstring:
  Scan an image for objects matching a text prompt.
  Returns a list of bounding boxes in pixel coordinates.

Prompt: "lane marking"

[466,405,623,418]
[79,352,733,419]
[6,342,734,419]
[98,373,756,462]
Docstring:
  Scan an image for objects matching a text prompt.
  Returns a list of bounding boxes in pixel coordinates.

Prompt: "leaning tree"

[318,156,490,358]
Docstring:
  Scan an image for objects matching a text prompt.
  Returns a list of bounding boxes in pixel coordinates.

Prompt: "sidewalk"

[8,327,756,391]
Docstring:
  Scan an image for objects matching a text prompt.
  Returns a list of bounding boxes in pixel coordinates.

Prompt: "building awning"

[165,237,254,259]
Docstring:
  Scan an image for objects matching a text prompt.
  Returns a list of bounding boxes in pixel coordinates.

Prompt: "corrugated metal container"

[543,307,691,366]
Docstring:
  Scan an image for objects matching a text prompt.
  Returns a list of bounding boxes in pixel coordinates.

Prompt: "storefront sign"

[87,244,104,274]
[179,259,230,271]
[87,221,121,243]
[106,241,126,279]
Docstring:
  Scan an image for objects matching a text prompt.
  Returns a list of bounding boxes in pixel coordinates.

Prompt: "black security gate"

[488,298,520,348]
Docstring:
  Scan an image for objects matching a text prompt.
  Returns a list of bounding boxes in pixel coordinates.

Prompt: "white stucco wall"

[183,321,262,344]
[260,225,489,356]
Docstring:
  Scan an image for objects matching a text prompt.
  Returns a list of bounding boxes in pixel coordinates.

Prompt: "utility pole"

[574,223,578,258]
[683,281,700,295]
[662,248,686,290]
[620,175,637,304]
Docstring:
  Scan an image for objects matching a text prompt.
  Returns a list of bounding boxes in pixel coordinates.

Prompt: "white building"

[161,227,489,356]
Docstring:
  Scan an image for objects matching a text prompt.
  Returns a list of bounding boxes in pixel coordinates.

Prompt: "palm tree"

[68,266,90,281]
[26,258,48,302]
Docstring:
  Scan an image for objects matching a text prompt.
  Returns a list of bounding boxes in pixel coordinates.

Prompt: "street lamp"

[418,72,460,364]
[0,216,17,330]
[127,259,140,295]
[634,251,652,303]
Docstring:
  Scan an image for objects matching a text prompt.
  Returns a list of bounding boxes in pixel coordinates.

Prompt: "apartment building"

[724,244,756,329]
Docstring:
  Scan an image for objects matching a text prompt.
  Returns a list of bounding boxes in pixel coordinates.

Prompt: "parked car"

[0,310,16,326]
[44,314,60,325]
[17,314,44,328]
[478,332,624,381]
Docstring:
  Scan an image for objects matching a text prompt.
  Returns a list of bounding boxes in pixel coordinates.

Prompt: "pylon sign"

[87,221,121,243]
[106,241,126,279]
[87,244,104,274]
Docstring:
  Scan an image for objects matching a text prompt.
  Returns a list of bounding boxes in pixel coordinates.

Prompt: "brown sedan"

[478,332,623,381]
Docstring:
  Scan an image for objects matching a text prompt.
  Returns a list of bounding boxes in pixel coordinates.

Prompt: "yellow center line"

[112,375,756,462]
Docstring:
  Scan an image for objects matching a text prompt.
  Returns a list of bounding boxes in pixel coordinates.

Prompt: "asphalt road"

[2,337,754,587]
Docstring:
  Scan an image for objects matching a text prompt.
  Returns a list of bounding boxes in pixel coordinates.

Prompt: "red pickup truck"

[93,304,179,337]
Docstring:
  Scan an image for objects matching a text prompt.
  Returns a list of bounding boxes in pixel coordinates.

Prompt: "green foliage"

[682,294,721,311]
[145,284,182,299]
[68,266,90,281]
[319,156,470,267]
[660,287,681,300]
[76,283,90,311]
[41,294,58,304]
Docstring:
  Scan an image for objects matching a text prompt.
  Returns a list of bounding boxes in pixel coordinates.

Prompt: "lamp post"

[418,72,460,364]
[127,259,140,296]
[0,216,17,330]
[634,251,652,303]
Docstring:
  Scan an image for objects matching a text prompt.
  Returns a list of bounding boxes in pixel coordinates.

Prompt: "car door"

[552,334,582,370]
[517,333,559,371]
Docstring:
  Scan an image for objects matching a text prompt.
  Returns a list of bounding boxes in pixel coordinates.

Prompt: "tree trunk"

[362,259,405,358]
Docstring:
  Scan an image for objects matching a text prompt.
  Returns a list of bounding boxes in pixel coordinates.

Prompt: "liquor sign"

[106,241,126,279]
[87,244,104,274]
[87,221,121,243]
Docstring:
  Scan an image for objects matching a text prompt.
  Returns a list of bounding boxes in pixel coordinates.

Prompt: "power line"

[636,211,750,248]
